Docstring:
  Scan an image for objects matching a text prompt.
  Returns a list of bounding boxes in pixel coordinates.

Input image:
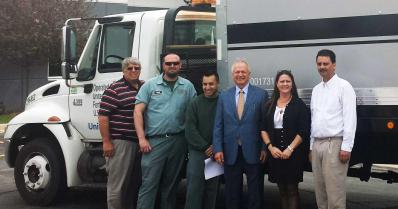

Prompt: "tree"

[0,0,93,111]
[0,0,92,72]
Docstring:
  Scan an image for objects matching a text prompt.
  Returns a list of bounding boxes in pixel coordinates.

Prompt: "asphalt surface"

[1,125,398,209]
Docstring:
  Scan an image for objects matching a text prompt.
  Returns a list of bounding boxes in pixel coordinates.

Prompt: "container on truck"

[216,0,398,183]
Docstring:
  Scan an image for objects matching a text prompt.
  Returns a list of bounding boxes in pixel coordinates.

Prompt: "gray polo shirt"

[135,74,196,136]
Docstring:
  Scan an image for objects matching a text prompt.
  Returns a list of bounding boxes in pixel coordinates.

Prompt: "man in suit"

[213,59,269,209]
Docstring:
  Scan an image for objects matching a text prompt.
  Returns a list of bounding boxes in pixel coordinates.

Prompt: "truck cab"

[4,4,215,206]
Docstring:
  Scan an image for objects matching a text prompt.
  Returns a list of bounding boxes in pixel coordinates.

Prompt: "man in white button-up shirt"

[310,49,357,209]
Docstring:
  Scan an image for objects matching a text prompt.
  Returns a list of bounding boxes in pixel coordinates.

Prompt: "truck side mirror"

[61,25,78,79]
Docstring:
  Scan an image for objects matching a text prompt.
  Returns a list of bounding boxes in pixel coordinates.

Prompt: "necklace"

[278,95,292,106]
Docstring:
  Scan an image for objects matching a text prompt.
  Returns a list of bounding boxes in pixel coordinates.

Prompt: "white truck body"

[216,0,398,182]
[4,4,216,205]
[5,0,398,206]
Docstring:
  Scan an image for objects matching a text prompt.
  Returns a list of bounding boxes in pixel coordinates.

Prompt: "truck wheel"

[14,138,66,206]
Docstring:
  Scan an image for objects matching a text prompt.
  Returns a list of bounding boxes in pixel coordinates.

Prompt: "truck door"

[68,18,140,140]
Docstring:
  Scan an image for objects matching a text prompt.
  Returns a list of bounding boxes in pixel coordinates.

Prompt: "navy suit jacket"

[213,84,269,165]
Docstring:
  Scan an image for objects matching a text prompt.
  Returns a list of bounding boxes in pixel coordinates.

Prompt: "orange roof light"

[387,121,395,129]
[191,0,216,6]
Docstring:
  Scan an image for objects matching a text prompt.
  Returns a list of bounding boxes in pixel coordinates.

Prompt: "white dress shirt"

[235,83,249,107]
[310,74,357,152]
[274,106,285,129]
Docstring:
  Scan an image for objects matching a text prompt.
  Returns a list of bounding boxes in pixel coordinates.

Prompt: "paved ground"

[1,125,398,209]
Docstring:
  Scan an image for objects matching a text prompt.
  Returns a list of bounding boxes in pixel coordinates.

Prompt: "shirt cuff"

[341,142,353,152]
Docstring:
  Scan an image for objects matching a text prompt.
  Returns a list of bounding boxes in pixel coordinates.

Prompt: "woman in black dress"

[261,70,310,209]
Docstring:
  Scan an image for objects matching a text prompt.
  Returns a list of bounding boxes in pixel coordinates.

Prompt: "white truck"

[5,0,398,206]
[4,3,216,205]
[216,0,398,182]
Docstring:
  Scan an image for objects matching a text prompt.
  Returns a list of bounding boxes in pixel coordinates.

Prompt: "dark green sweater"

[185,93,219,152]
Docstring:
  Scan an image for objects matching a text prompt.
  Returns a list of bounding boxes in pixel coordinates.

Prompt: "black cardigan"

[261,96,310,150]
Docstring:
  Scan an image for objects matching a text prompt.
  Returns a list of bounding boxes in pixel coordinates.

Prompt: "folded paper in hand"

[204,158,224,180]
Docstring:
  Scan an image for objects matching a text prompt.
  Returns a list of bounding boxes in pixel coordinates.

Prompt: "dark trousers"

[224,146,262,209]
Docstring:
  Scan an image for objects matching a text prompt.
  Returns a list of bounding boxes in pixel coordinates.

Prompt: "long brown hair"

[267,70,299,115]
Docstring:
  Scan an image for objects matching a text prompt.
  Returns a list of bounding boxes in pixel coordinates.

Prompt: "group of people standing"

[98,48,357,209]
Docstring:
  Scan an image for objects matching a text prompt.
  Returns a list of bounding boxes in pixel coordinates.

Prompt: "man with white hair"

[99,57,144,209]
[213,59,268,209]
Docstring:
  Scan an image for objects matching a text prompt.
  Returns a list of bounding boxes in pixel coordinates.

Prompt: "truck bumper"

[4,138,11,167]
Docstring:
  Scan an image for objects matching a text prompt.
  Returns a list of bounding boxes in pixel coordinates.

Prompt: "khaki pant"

[312,137,349,209]
[106,140,141,209]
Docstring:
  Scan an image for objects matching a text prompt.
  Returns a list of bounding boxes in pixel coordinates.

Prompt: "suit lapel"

[227,87,239,120]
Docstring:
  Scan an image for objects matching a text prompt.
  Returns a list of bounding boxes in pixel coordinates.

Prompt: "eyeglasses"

[126,66,141,71]
[164,61,180,66]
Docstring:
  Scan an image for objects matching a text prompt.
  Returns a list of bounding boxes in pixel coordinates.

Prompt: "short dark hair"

[202,71,219,82]
[316,49,336,63]
[162,53,180,62]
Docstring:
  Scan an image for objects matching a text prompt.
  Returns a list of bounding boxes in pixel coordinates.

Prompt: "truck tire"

[14,138,66,206]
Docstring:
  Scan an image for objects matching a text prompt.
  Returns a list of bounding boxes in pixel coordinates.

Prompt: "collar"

[156,74,184,86]
[203,92,219,99]
[322,74,339,87]
[235,83,249,95]
[122,76,142,90]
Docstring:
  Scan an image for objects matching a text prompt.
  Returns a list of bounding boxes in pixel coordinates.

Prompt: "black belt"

[147,131,183,139]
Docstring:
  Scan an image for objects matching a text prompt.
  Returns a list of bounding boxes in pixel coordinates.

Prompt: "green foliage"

[0,113,18,124]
